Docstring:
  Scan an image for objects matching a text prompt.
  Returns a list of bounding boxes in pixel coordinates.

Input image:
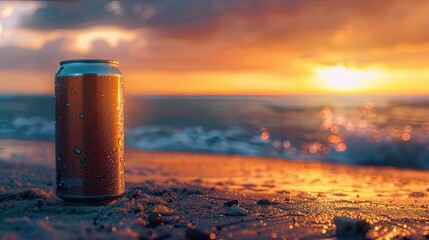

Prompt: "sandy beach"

[0,139,428,239]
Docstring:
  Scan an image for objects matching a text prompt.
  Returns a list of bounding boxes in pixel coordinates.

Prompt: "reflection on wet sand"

[125,150,429,239]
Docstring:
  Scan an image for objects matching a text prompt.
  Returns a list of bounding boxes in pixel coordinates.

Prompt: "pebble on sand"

[333,216,370,238]
[223,200,239,207]
[131,190,143,199]
[16,189,52,200]
[256,199,277,205]
[225,204,248,216]
[148,212,163,226]
[153,204,174,215]
[409,192,426,198]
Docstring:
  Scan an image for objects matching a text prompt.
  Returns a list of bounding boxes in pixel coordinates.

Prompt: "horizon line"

[1,92,429,97]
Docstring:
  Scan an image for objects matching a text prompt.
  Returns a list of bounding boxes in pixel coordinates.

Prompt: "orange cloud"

[1,1,429,95]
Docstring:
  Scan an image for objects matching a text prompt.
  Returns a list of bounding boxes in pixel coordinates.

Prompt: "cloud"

[10,0,429,68]
[20,0,219,31]
[0,38,66,72]
[0,32,303,75]
[19,0,334,41]
[2,0,429,94]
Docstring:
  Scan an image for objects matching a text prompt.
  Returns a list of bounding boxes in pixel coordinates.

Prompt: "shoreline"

[1,138,429,172]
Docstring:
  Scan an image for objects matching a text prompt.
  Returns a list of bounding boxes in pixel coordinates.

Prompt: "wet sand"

[0,139,428,239]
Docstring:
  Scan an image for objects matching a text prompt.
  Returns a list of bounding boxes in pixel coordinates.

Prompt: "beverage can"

[55,59,125,203]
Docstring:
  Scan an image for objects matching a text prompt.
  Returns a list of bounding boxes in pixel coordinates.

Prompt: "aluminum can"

[55,59,125,203]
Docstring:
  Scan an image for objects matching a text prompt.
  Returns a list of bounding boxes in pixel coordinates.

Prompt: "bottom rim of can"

[56,192,124,204]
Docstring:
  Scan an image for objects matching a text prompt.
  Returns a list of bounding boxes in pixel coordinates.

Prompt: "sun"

[316,66,379,92]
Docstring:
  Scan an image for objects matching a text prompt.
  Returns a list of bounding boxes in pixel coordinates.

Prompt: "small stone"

[225,204,248,216]
[174,222,186,228]
[148,212,163,226]
[153,204,174,215]
[19,189,51,200]
[223,200,239,207]
[185,228,213,240]
[333,216,369,238]
[276,190,291,194]
[131,190,142,199]
[133,217,147,226]
[257,199,277,205]
[409,192,426,198]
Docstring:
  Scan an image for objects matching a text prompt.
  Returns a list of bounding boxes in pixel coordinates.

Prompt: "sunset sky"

[0,0,429,95]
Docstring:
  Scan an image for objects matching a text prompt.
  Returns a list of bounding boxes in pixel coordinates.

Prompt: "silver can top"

[60,59,118,65]
[56,59,121,77]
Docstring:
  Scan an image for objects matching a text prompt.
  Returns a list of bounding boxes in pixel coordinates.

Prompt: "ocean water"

[1,95,429,169]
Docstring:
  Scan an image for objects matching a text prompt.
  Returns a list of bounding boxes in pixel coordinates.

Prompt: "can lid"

[60,59,118,65]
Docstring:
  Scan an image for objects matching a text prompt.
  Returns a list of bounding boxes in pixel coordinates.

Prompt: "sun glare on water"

[316,66,379,92]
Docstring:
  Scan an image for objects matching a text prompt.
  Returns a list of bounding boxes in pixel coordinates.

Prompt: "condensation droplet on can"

[74,148,82,154]
[72,113,76,117]
[96,175,101,179]
[56,157,61,161]
[79,157,85,163]
[66,103,70,107]
[79,114,85,119]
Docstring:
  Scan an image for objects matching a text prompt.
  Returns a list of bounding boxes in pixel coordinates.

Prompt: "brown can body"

[55,59,125,203]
